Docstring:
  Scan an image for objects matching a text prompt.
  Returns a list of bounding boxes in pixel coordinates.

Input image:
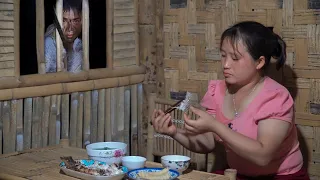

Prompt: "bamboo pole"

[0,65,146,90]
[147,93,156,161]
[134,0,139,66]
[56,0,63,72]
[106,0,113,68]
[0,173,28,180]
[0,74,145,101]
[13,0,20,77]
[82,0,89,70]
[36,0,45,74]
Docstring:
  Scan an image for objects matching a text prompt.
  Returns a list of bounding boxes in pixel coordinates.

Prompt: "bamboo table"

[0,140,229,180]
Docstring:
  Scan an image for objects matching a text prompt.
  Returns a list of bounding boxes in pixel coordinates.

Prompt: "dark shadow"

[170,0,187,9]
[20,0,38,75]
[282,65,310,171]
[271,62,309,170]
[88,0,107,69]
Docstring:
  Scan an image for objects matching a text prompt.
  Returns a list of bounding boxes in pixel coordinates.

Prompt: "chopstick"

[149,99,183,125]
[164,99,183,114]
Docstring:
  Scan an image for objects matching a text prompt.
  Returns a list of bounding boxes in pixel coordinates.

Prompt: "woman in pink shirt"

[151,21,309,179]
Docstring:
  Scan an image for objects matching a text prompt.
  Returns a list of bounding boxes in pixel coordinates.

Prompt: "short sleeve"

[254,89,294,124]
[200,80,219,115]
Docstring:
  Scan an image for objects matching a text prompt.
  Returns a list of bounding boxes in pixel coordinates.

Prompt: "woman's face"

[63,9,82,43]
[220,38,260,86]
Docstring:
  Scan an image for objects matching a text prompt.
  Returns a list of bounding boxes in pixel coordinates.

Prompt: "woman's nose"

[223,58,231,69]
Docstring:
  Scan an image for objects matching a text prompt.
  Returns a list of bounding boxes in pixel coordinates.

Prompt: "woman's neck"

[226,75,264,96]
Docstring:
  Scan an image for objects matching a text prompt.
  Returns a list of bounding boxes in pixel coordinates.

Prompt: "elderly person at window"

[44,0,82,73]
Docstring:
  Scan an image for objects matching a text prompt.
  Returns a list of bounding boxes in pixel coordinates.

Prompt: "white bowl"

[121,156,146,170]
[161,155,190,173]
[86,142,127,165]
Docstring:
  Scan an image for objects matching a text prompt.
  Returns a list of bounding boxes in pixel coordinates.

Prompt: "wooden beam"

[36,0,45,74]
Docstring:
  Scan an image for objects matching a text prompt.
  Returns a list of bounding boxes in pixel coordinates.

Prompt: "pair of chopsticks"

[149,99,183,125]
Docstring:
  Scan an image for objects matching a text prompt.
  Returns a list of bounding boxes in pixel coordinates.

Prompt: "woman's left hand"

[184,106,216,134]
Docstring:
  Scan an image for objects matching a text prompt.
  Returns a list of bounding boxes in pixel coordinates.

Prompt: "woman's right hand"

[151,110,177,137]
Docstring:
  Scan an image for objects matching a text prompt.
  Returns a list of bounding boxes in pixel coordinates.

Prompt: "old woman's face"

[63,8,82,43]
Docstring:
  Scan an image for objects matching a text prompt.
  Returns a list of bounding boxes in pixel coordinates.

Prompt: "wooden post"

[147,93,156,161]
[36,0,45,74]
[156,0,165,98]
[134,0,139,66]
[82,0,89,71]
[106,0,113,69]
[55,0,63,72]
[13,0,20,77]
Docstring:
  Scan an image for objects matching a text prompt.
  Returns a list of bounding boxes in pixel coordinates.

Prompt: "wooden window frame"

[8,0,142,90]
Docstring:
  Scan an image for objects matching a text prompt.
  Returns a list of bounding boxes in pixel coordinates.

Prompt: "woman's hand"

[184,106,216,134]
[151,110,177,137]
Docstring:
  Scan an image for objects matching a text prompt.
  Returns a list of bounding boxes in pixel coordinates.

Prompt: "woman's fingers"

[184,123,198,134]
[158,114,170,131]
[183,113,197,127]
[151,110,163,125]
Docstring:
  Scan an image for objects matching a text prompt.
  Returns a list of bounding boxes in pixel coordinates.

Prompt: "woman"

[151,21,309,179]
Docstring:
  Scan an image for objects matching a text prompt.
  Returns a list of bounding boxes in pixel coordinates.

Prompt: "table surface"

[0,142,229,180]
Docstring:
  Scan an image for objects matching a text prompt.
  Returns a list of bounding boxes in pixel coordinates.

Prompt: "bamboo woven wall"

[157,0,320,179]
[0,0,15,77]
[0,84,143,156]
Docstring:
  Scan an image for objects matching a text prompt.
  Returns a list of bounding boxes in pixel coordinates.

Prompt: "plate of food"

[59,156,127,180]
[127,167,180,180]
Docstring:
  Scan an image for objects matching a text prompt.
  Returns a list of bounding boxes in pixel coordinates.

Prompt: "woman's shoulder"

[257,76,294,111]
[207,79,225,90]
[264,76,289,93]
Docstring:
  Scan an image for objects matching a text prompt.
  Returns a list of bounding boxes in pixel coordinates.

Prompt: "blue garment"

[44,24,83,73]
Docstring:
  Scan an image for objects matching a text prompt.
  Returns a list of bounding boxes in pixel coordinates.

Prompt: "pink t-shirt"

[200,76,303,176]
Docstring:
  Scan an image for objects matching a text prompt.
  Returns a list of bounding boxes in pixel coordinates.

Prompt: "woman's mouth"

[223,71,232,76]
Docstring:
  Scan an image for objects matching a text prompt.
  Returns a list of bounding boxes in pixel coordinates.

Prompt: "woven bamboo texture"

[0,0,15,77]
[0,84,143,158]
[0,142,229,180]
[157,0,320,179]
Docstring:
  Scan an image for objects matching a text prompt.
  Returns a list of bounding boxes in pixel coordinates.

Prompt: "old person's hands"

[184,106,216,134]
[151,110,177,137]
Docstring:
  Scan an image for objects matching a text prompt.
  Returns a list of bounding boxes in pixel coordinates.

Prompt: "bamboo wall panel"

[159,0,320,178]
[113,0,139,67]
[0,84,143,156]
[0,0,15,77]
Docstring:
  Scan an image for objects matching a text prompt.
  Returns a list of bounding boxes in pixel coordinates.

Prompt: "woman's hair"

[220,21,286,70]
[63,0,82,14]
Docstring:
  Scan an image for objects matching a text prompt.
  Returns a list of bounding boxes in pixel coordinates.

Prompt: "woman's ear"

[256,56,265,70]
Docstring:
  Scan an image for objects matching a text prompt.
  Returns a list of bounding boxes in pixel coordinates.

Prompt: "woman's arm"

[172,129,215,154]
[212,119,291,166]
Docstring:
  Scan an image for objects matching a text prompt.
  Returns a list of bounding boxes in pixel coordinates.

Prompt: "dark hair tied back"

[272,33,286,70]
[220,21,287,71]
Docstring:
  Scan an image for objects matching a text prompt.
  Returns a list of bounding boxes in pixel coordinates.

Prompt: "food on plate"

[60,156,125,176]
[137,168,171,180]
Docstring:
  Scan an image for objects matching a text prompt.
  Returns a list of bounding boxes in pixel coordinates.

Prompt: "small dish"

[121,156,146,170]
[127,167,179,180]
[161,155,190,173]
